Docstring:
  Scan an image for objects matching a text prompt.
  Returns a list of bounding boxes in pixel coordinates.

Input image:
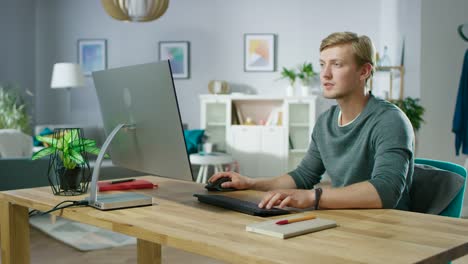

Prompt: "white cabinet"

[285,98,316,171]
[230,126,286,177]
[200,95,328,178]
[200,96,230,152]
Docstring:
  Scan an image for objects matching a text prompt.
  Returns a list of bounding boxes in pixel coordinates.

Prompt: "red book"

[98,179,157,192]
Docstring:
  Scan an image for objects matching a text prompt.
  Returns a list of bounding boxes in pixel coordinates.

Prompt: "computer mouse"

[205,177,237,192]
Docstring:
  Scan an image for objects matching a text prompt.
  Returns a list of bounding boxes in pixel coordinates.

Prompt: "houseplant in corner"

[390,97,425,132]
[390,97,425,152]
[279,67,297,96]
[297,62,316,96]
[32,128,107,195]
[0,84,31,134]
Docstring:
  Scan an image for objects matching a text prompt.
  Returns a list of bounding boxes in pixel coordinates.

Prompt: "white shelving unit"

[200,94,334,178]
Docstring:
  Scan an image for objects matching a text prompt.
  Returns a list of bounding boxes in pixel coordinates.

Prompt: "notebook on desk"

[246,217,337,239]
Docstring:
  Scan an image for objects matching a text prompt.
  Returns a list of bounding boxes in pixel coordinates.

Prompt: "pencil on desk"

[111,178,135,184]
[275,214,316,225]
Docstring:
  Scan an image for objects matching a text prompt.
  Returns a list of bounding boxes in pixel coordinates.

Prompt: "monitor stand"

[86,123,153,210]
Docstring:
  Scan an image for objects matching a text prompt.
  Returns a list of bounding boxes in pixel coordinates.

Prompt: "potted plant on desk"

[32,128,107,195]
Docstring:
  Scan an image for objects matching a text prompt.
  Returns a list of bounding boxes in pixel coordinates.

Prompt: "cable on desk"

[29,200,89,217]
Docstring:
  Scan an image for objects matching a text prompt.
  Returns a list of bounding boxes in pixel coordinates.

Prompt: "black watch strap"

[314,187,323,210]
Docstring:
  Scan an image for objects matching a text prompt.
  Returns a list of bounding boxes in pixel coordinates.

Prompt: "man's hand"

[208,171,254,190]
[258,189,315,209]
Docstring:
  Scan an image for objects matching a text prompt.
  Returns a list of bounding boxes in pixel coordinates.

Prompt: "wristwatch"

[314,187,323,210]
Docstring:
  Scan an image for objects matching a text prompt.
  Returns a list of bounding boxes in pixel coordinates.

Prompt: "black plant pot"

[46,128,91,196]
[57,167,82,191]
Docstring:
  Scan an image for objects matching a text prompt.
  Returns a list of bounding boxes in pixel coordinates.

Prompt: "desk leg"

[137,239,161,264]
[0,200,30,264]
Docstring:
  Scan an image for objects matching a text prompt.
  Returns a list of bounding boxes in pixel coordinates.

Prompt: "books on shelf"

[288,136,294,149]
[246,216,337,239]
[266,107,283,126]
[232,102,244,125]
[231,103,239,125]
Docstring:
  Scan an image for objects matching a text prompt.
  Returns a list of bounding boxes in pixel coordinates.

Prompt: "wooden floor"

[0,226,224,264]
[1,225,468,263]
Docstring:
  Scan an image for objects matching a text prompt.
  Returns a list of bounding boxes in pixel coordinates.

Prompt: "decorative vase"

[47,128,91,196]
[300,85,310,97]
[286,84,295,97]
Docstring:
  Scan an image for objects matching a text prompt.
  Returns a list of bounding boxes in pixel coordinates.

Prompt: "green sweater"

[289,95,414,210]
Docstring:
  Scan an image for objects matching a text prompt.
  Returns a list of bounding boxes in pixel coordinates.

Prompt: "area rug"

[29,214,136,251]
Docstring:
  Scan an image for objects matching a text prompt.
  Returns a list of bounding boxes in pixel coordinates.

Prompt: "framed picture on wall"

[159,41,190,79]
[244,33,276,72]
[78,39,107,76]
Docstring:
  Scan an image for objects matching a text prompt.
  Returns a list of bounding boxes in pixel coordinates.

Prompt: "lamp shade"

[101,0,169,22]
[51,63,85,89]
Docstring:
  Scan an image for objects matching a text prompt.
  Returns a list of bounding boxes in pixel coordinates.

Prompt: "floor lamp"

[50,63,85,122]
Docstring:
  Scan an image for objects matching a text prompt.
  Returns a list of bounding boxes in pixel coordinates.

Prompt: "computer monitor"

[88,61,193,210]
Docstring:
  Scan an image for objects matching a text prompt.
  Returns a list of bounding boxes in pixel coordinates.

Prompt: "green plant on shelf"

[279,67,297,86]
[297,62,316,86]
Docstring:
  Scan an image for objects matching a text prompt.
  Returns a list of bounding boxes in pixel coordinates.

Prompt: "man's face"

[319,44,364,100]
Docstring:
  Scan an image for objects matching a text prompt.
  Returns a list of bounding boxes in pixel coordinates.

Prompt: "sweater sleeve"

[368,110,414,208]
[288,123,326,189]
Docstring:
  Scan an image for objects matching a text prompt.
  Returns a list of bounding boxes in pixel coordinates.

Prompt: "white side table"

[189,152,234,184]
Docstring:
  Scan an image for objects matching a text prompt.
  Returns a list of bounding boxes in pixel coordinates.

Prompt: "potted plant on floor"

[390,97,425,152]
[0,84,31,134]
[32,128,107,195]
[390,97,425,132]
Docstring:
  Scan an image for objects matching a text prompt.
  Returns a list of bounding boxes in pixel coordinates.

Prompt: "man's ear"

[359,63,373,81]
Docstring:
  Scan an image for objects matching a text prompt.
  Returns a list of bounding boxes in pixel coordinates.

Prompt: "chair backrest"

[415,158,467,218]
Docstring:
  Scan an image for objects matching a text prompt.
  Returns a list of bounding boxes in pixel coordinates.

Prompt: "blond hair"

[320,32,376,85]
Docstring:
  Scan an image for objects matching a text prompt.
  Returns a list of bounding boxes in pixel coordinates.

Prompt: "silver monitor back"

[92,61,193,182]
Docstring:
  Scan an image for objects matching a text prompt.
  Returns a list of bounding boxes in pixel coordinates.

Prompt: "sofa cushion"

[183,129,204,154]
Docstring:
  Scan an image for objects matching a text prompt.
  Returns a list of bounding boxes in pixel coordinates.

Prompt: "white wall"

[418,0,468,165]
[396,0,421,99]
[34,0,382,129]
[0,0,36,123]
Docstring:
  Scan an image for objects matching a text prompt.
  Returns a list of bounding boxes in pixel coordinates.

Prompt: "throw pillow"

[33,127,53,146]
[183,129,204,154]
[410,164,465,214]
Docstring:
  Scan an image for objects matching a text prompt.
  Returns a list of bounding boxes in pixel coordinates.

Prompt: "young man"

[209,32,414,210]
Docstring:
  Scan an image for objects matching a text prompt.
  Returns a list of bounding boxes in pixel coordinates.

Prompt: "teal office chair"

[415,158,467,218]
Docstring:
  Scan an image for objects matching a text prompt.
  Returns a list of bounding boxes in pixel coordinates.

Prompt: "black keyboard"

[194,194,290,217]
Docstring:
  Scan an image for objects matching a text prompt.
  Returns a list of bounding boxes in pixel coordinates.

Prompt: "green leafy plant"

[279,67,297,86]
[0,84,31,134]
[32,129,107,169]
[390,97,425,131]
[297,62,316,85]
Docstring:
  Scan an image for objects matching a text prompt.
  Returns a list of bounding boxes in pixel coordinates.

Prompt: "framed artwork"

[159,41,190,79]
[78,39,107,76]
[244,33,276,72]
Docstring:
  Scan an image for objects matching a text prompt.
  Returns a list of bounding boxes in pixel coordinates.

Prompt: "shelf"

[206,122,225,127]
[289,149,308,153]
[289,123,309,127]
[371,65,405,100]
[375,66,404,71]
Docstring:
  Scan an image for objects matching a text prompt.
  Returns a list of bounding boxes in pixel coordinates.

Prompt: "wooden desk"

[2,176,468,264]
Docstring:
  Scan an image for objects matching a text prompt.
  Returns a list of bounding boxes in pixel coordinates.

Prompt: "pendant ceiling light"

[101,0,169,22]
